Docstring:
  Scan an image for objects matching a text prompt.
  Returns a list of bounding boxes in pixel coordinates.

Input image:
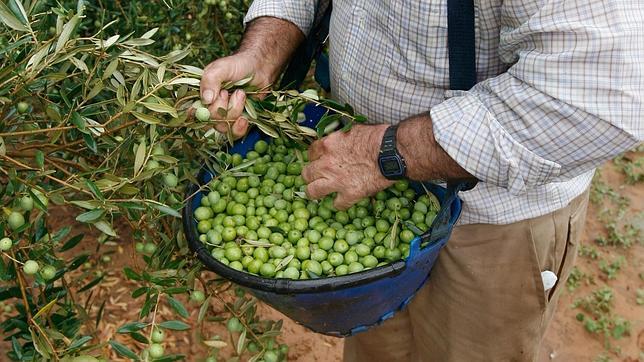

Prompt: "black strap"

[381,125,399,153]
[279,4,332,90]
[447,0,477,90]
[446,0,479,189]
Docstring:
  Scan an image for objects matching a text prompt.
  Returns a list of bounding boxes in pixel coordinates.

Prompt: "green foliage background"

[0,0,301,361]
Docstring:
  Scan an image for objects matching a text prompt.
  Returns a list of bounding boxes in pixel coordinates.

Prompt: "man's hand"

[302,114,474,210]
[199,17,305,139]
[302,124,394,210]
[200,54,269,138]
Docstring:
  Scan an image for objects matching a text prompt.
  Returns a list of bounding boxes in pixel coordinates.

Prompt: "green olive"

[143,242,157,254]
[19,196,34,211]
[17,102,29,113]
[163,173,179,187]
[149,343,164,358]
[190,290,206,304]
[195,107,211,122]
[0,237,12,251]
[23,260,40,275]
[226,317,244,333]
[7,211,25,231]
[40,265,57,280]
[194,140,443,279]
[151,328,165,343]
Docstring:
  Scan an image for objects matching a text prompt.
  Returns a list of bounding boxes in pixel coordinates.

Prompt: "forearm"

[302,113,474,210]
[237,17,305,83]
[396,113,474,182]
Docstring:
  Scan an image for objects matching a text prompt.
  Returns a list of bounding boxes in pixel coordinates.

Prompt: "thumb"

[200,59,234,105]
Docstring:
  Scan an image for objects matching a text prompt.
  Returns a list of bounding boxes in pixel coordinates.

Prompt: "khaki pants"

[344,190,589,362]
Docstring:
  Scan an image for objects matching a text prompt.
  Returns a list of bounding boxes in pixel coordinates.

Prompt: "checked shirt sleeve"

[430,0,643,196]
[244,0,319,36]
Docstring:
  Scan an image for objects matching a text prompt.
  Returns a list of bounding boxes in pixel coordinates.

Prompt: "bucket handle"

[407,180,476,258]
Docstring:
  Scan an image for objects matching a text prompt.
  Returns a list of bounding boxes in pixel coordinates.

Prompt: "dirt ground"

[1,157,641,361]
[537,160,643,362]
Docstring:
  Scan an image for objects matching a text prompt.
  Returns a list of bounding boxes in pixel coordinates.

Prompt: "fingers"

[305,178,336,200]
[231,117,249,138]
[301,160,328,184]
[208,90,229,118]
[333,192,357,211]
[209,90,230,133]
[207,89,244,120]
[228,90,246,120]
[207,89,249,139]
[212,118,248,139]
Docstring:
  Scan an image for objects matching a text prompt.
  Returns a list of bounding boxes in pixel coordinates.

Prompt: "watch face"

[380,156,402,175]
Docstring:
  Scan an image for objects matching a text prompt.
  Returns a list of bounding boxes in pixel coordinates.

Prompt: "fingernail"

[203,90,213,104]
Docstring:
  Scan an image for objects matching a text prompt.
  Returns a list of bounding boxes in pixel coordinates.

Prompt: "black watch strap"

[381,125,399,153]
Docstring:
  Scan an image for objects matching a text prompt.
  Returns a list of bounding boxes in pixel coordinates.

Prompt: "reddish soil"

[538,160,643,362]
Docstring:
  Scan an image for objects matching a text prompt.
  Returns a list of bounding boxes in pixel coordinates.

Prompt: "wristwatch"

[378,125,407,180]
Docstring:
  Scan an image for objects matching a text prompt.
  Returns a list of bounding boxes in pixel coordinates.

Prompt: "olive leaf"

[109,340,140,360]
[167,296,189,318]
[387,217,400,250]
[204,340,227,348]
[0,1,28,31]
[158,320,190,331]
[93,220,117,237]
[134,141,147,176]
[275,255,294,272]
[75,209,104,223]
[55,14,79,53]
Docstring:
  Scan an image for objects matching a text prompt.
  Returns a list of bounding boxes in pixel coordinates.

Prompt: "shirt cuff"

[244,1,317,36]
[430,93,562,196]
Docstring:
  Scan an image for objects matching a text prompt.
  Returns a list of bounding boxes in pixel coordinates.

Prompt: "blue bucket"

[182,105,470,337]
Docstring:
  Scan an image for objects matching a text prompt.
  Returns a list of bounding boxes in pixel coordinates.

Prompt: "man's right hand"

[200,53,273,138]
[199,16,306,139]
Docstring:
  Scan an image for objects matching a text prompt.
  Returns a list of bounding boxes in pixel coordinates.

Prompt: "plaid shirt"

[245,0,643,225]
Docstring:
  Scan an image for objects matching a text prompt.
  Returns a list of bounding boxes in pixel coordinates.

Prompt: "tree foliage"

[0,0,301,360]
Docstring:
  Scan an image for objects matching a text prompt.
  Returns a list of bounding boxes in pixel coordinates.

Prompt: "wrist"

[368,124,389,160]
[237,16,305,86]
[368,124,395,182]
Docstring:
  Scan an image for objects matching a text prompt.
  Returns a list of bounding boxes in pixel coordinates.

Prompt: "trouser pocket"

[547,191,589,301]
[528,190,590,309]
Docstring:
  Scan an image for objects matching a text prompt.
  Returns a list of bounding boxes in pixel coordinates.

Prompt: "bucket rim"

[182,180,424,294]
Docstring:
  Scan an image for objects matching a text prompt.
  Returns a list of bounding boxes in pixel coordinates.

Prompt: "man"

[200,1,643,360]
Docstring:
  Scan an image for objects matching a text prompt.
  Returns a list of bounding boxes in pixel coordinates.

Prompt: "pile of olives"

[194,138,441,279]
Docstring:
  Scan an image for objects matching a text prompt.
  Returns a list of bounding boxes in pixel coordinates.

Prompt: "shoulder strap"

[279,4,332,90]
[447,0,477,90]
[447,0,478,189]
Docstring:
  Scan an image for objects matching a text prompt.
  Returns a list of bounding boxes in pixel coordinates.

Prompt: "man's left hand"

[302,124,394,210]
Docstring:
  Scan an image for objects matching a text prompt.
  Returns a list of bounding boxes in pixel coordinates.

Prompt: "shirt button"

[354,4,364,19]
